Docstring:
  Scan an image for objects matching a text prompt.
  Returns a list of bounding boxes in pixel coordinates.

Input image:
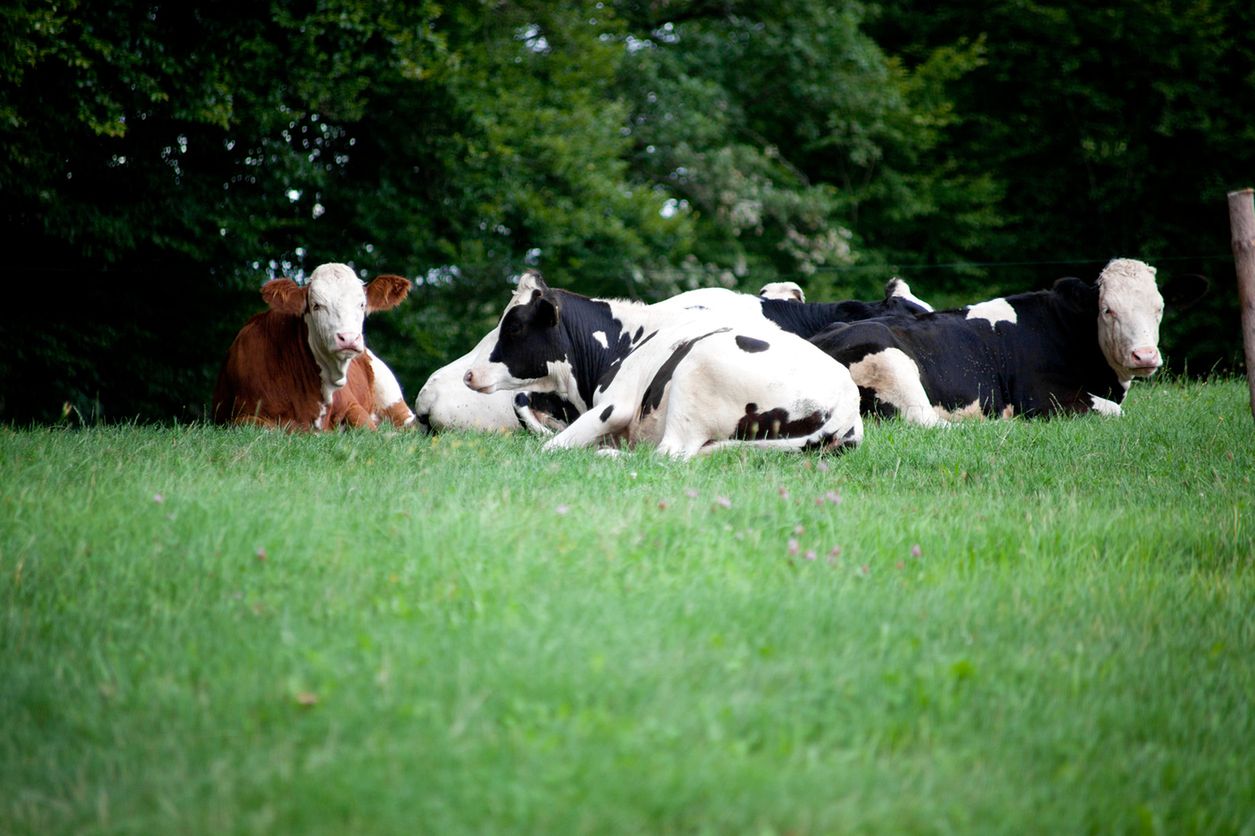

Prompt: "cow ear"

[365,274,411,313]
[1161,273,1209,310]
[519,269,549,295]
[534,293,560,328]
[261,278,307,316]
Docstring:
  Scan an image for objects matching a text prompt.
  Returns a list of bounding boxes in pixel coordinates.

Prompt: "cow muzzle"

[464,368,496,394]
[335,331,365,355]
[1129,346,1162,372]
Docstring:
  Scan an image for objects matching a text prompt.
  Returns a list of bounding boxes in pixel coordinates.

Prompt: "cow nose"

[1131,347,1160,367]
[336,331,363,352]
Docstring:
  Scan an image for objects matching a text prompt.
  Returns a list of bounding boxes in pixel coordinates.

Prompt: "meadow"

[2,377,1252,835]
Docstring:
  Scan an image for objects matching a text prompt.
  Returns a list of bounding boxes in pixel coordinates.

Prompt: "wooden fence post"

[1228,188,1255,420]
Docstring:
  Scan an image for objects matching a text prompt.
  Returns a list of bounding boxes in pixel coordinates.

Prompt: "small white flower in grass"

[804,550,817,561]
[555,504,571,515]
[153,493,165,504]
[816,460,830,473]
[685,488,699,499]
[793,524,805,536]
[787,538,799,557]
[714,496,732,509]
[778,486,790,500]
[824,490,842,505]
[910,544,922,558]
[255,547,268,562]
[629,471,638,480]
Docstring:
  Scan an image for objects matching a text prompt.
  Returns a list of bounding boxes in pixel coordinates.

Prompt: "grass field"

[2,377,1253,834]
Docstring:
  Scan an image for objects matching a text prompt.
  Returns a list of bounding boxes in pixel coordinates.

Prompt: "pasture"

[2,377,1252,834]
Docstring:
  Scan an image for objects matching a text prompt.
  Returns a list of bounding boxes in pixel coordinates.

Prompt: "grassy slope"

[2,379,1252,834]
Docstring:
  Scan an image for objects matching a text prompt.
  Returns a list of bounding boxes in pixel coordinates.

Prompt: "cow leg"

[513,393,557,436]
[542,401,631,452]
[847,348,946,427]
[341,402,379,429]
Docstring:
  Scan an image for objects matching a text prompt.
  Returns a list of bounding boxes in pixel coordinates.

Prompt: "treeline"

[1,1,1251,423]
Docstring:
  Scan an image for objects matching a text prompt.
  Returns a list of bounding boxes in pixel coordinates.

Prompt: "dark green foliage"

[0,1,1249,422]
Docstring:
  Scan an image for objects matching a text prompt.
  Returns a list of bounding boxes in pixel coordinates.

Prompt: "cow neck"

[553,292,638,410]
[299,318,353,426]
[1034,288,1126,399]
[760,299,866,338]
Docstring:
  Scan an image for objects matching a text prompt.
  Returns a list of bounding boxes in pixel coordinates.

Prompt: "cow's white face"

[1096,258,1164,380]
[305,263,369,385]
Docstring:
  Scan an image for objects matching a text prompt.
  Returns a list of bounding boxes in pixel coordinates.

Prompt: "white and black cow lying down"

[809,258,1197,426]
[462,271,864,459]
[414,277,929,433]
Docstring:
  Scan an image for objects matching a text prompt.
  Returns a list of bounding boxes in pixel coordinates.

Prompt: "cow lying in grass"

[212,263,413,430]
[462,271,863,459]
[414,277,927,433]
[412,330,578,434]
[810,258,1205,425]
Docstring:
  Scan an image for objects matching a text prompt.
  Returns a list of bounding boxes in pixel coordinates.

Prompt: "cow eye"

[311,303,323,312]
[1103,306,1116,319]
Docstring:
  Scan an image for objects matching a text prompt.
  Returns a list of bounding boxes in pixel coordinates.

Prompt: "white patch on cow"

[305,263,368,391]
[1089,394,1124,417]
[848,348,946,427]
[886,278,934,312]
[934,399,985,422]
[364,349,413,427]
[414,330,522,432]
[759,281,805,302]
[965,298,1017,329]
[1096,258,1164,381]
[592,330,609,349]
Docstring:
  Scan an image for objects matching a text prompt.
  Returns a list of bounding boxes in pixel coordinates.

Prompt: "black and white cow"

[809,258,1198,425]
[462,271,863,458]
[414,277,930,433]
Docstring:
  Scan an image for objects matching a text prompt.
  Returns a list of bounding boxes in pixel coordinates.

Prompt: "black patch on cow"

[633,326,644,343]
[735,335,770,353]
[596,330,657,396]
[759,293,931,340]
[599,405,614,422]
[735,404,827,440]
[525,392,581,426]
[513,392,530,409]
[639,328,730,418]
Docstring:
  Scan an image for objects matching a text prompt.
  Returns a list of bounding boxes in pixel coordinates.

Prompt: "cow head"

[261,263,410,390]
[1094,258,1164,381]
[464,270,568,395]
[759,281,806,303]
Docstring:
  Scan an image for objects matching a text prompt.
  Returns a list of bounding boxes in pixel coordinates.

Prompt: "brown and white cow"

[212,263,413,430]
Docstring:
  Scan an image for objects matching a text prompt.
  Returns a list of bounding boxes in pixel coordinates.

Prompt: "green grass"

[2,378,1253,835]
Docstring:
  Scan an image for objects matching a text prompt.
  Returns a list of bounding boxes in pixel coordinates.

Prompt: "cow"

[412,331,578,434]
[462,271,863,459]
[414,277,929,433]
[808,258,1196,425]
[212,263,412,430]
